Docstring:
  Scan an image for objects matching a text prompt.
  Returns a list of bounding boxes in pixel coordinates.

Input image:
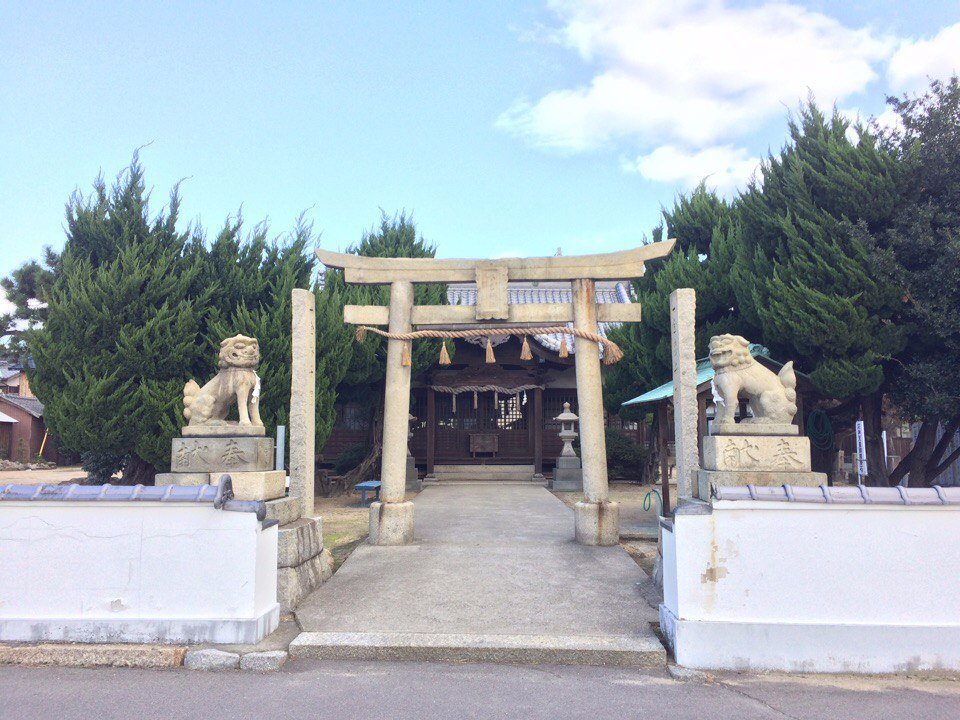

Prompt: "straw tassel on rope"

[520,335,533,361]
[558,335,569,359]
[400,341,411,367]
[438,340,451,366]
[485,337,496,364]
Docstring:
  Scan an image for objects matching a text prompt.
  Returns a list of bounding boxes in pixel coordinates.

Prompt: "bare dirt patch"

[313,490,419,569]
[0,467,87,485]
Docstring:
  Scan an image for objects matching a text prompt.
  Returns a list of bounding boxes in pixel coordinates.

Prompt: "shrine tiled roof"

[446,281,633,356]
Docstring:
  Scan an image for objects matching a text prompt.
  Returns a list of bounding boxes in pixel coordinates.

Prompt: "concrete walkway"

[293,484,664,665]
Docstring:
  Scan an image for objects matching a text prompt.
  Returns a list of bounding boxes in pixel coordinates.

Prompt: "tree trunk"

[342,397,384,492]
[888,419,940,487]
[925,417,960,485]
[121,453,157,486]
[861,391,890,487]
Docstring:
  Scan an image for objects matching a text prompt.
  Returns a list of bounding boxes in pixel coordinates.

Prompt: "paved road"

[2,660,958,720]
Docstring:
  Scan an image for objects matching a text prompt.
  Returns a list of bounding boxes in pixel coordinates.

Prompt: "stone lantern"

[549,402,583,492]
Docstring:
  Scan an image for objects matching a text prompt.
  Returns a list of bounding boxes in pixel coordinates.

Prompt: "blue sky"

[2,1,959,297]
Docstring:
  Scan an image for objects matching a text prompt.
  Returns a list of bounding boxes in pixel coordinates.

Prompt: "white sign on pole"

[855,420,868,479]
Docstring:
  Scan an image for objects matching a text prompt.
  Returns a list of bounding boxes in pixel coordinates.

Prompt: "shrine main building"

[322,278,640,481]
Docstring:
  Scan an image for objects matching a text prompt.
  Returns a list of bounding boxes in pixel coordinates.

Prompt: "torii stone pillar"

[670,288,698,502]
[572,279,619,545]
[290,289,316,519]
[368,280,415,544]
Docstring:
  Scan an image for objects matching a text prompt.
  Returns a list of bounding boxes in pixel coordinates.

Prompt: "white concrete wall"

[661,501,960,673]
[0,502,278,645]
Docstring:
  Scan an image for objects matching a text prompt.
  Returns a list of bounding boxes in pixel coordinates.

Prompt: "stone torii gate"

[315,241,675,546]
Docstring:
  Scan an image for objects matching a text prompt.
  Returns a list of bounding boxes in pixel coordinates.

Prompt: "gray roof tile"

[0,394,44,418]
[712,484,960,505]
[0,478,267,518]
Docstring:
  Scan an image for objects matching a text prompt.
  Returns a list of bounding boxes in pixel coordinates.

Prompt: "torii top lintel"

[315,240,676,285]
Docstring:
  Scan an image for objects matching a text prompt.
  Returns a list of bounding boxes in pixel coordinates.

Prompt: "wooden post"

[426,388,436,475]
[533,387,543,475]
[658,402,671,516]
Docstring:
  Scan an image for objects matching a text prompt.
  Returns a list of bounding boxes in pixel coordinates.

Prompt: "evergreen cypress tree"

[605,185,748,414]
[734,104,905,484]
[28,159,209,482]
[854,77,960,485]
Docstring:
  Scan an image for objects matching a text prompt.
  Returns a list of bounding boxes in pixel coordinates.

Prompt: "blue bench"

[355,480,382,507]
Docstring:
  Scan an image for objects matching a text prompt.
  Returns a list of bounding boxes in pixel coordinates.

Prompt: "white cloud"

[888,23,960,91]
[499,1,893,152]
[498,0,904,194]
[627,145,761,195]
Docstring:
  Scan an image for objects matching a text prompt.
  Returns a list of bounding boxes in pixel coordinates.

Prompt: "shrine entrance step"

[430,464,536,483]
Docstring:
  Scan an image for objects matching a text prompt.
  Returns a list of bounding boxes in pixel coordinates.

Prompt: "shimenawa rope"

[353,325,624,366]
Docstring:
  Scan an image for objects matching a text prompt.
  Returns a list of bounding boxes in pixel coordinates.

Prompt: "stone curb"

[0,643,186,669]
[239,650,288,672]
[289,631,667,667]
[184,648,240,671]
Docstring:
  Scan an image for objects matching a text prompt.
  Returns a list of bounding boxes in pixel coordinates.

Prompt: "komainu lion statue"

[183,335,263,428]
[709,334,797,427]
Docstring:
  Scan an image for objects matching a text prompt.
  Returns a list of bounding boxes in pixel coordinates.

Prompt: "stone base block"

[277,549,334,612]
[703,435,811,473]
[698,469,828,500]
[369,501,415,545]
[712,422,798,436]
[574,501,620,546]
[406,456,422,492]
[278,517,323,568]
[171,436,274,473]
[265,496,301,526]
[220,470,285,501]
[183,422,266,438]
[549,468,583,492]
[155,472,210,487]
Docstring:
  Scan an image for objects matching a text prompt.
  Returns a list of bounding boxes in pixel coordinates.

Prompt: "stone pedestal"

[699,427,826,500]
[171,436,274,474]
[158,469,284,501]
[155,472,209,486]
[161,435,282,500]
[265,495,302,526]
[276,516,333,612]
[182,422,266,438]
[549,456,583,492]
[369,500,415,545]
[227,470,286,501]
[574,500,619,546]
[405,456,421,493]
